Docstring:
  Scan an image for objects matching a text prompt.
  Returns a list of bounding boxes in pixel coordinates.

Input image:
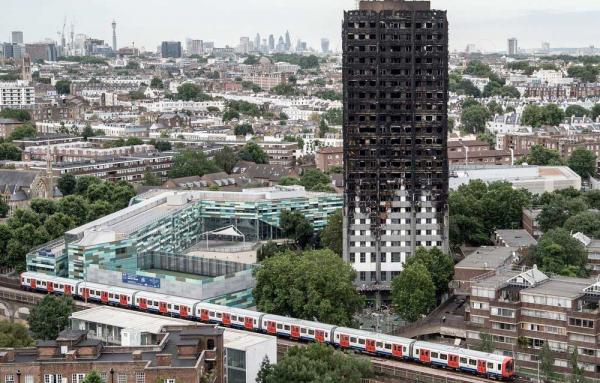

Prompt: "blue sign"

[122,273,161,288]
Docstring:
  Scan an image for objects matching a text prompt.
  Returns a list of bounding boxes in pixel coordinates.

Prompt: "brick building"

[256,141,297,167]
[0,326,224,383]
[315,146,343,172]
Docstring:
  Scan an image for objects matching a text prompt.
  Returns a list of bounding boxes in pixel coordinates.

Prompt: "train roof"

[79,281,138,295]
[262,314,337,330]
[414,341,509,361]
[197,302,263,317]
[22,272,78,285]
[335,327,414,344]
[134,290,200,305]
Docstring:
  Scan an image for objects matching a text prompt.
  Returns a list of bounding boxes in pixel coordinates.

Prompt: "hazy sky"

[2,0,600,53]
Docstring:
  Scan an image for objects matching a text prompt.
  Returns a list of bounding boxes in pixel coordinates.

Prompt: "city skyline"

[2,0,600,53]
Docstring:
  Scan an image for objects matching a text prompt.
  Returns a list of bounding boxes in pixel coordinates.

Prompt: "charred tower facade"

[343,0,449,301]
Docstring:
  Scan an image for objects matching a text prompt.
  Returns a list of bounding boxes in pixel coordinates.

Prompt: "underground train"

[20,271,515,380]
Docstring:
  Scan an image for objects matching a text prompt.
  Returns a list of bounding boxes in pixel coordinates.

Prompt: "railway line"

[1,276,527,382]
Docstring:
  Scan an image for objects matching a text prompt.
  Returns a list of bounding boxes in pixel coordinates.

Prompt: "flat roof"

[523,277,593,299]
[495,229,537,247]
[455,246,515,270]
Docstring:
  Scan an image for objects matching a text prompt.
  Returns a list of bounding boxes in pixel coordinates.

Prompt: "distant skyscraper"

[542,41,550,53]
[321,38,330,53]
[254,33,261,52]
[187,39,204,55]
[508,38,518,55]
[239,36,251,54]
[11,31,23,44]
[111,20,117,51]
[343,0,449,302]
[276,36,285,52]
[284,31,291,51]
[268,34,275,51]
[161,41,182,58]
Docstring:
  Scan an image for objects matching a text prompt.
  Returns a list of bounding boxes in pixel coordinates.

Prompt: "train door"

[448,355,459,369]
[47,282,54,293]
[64,285,72,295]
[180,305,188,318]
[82,288,90,300]
[392,344,402,357]
[158,301,167,314]
[477,360,487,375]
[138,297,147,310]
[315,330,325,343]
[100,291,108,303]
[31,278,36,289]
[200,309,209,321]
[119,294,128,306]
[222,313,231,325]
[291,326,300,339]
[366,339,376,353]
[266,321,276,334]
[340,334,350,348]
[419,349,431,363]
[244,317,254,330]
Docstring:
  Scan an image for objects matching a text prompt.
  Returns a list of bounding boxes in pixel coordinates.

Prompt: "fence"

[138,251,255,277]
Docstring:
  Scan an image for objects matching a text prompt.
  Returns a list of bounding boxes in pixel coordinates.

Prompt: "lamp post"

[16,370,21,383]
[110,368,115,383]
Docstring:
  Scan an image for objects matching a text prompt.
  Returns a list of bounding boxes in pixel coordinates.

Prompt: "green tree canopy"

[257,343,372,383]
[150,77,164,89]
[55,80,71,95]
[280,210,314,248]
[568,65,599,82]
[565,105,590,117]
[568,147,597,178]
[57,174,77,196]
[8,123,37,141]
[391,262,436,322]
[534,228,588,276]
[405,247,454,298]
[81,371,103,383]
[563,211,600,238]
[213,147,237,174]
[234,123,254,136]
[518,145,564,166]
[521,104,565,127]
[238,142,269,164]
[539,341,555,382]
[176,83,212,101]
[168,149,220,178]
[0,142,21,160]
[28,294,73,340]
[253,249,363,326]
[0,320,33,347]
[320,209,342,256]
[461,104,490,133]
[0,108,31,121]
[300,169,331,191]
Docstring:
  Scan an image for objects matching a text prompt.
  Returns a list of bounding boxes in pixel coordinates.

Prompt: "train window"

[350,337,357,343]
[308,329,314,335]
[233,315,238,321]
[174,305,179,310]
[167,304,172,309]
[403,347,407,352]
[385,344,391,350]
[209,311,215,316]
[488,362,493,369]
[301,328,307,334]
[469,359,476,366]
[460,357,467,364]
[277,324,283,329]
[254,320,257,324]
[415,349,419,355]
[284,325,290,330]
[376,342,383,348]
[498,364,502,370]
[358,339,365,345]
[109,293,113,298]
[440,354,447,360]
[59,284,63,288]
[431,352,439,359]
[54,283,59,288]
[216,313,222,318]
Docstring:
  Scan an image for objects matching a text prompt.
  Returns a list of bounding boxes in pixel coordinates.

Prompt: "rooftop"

[524,276,593,299]
[455,246,516,270]
[495,229,537,248]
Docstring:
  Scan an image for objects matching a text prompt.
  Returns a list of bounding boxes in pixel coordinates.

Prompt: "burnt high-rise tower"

[112,20,117,51]
[343,0,449,301]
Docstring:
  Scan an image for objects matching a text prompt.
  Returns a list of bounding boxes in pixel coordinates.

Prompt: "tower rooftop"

[358,0,431,11]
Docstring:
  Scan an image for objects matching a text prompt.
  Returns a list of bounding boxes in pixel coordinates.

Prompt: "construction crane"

[61,17,66,48]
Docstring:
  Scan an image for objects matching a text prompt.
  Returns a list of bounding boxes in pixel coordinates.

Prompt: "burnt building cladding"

[342,0,449,300]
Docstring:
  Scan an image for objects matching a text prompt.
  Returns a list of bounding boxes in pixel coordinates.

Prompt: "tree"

[486,100,504,116]
[234,123,254,136]
[28,294,73,340]
[280,210,314,248]
[238,142,269,164]
[391,262,436,322]
[0,142,21,160]
[176,83,211,101]
[300,169,331,191]
[86,201,114,222]
[57,174,77,196]
[75,175,102,195]
[256,356,274,383]
[519,145,563,166]
[81,371,103,383]
[570,346,585,383]
[406,247,454,298]
[253,249,363,326]
[259,343,372,383]
[461,104,490,133]
[128,90,145,100]
[564,211,600,238]
[322,108,342,125]
[0,199,8,218]
[318,118,329,137]
[544,104,566,126]
[475,332,495,353]
[58,195,89,225]
[539,341,555,383]
[154,140,172,151]
[43,213,76,238]
[150,77,164,89]
[272,83,300,96]
[125,137,143,146]
[320,209,342,256]
[168,149,220,178]
[592,104,600,120]
[55,80,71,95]
[534,228,588,277]
[214,147,237,174]
[521,104,545,127]
[565,105,590,117]
[568,147,597,178]
[568,65,599,83]
[0,108,31,121]
[8,123,37,141]
[142,170,162,186]
[0,321,33,347]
